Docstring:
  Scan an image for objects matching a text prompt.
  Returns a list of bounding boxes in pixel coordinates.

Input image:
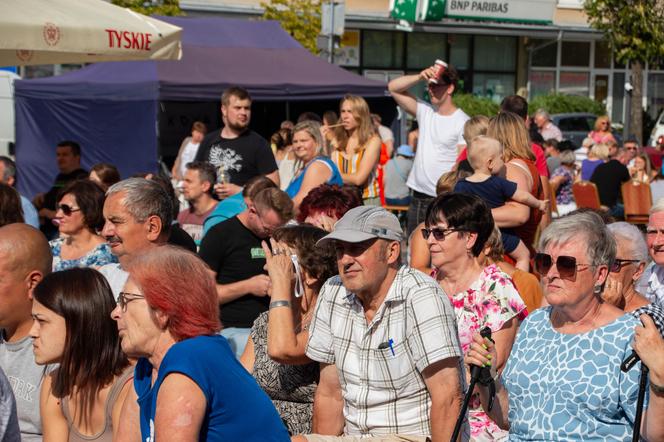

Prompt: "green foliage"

[454,94,500,117]
[530,94,606,116]
[261,0,321,54]
[584,0,664,64]
[112,0,181,16]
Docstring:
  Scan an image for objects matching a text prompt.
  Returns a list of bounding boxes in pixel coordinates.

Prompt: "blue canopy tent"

[14,16,387,198]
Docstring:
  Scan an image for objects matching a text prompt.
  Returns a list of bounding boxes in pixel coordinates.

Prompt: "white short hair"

[650,197,664,215]
[607,222,648,262]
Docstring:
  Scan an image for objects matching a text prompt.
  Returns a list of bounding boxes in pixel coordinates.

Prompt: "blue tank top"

[286,156,343,198]
[134,335,289,441]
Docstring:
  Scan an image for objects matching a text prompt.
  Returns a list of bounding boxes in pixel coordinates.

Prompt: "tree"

[112,0,181,16]
[584,0,664,143]
[261,0,321,54]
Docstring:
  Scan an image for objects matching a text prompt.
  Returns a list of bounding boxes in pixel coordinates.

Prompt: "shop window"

[559,71,589,96]
[448,34,470,70]
[23,65,55,78]
[594,41,611,69]
[647,74,664,121]
[529,71,555,98]
[362,30,404,69]
[530,39,557,68]
[561,41,590,67]
[472,73,515,103]
[474,36,516,72]
[407,32,446,69]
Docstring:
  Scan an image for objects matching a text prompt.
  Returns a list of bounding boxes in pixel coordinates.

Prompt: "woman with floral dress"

[424,192,526,441]
[550,149,577,216]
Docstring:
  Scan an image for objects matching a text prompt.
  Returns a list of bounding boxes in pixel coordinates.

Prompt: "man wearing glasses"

[636,200,664,307]
[388,62,469,236]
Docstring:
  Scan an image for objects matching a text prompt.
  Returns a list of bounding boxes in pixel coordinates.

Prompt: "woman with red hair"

[111,245,289,442]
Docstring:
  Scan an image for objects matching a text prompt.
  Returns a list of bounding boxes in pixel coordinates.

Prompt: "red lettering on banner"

[105,29,154,51]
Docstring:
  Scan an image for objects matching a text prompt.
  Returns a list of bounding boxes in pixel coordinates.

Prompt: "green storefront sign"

[391,0,555,24]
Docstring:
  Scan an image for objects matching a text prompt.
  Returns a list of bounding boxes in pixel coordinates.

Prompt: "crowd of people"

[0,64,663,442]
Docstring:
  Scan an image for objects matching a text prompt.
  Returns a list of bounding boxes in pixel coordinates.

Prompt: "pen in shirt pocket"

[378,338,395,356]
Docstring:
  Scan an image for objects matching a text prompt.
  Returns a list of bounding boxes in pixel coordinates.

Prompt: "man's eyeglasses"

[56,203,81,216]
[610,258,640,273]
[421,227,466,241]
[117,292,145,312]
[534,253,592,280]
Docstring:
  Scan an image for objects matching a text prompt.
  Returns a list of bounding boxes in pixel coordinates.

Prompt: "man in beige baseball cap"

[298,206,467,442]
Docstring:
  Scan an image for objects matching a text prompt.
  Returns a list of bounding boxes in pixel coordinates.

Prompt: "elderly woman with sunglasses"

[49,179,117,271]
[466,211,664,440]
[604,222,664,333]
[424,192,526,441]
[239,225,338,435]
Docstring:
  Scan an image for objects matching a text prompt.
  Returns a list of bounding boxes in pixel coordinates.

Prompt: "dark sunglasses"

[421,227,466,241]
[610,258,640,273]
[534,253,592,279]
[56,203,81,216]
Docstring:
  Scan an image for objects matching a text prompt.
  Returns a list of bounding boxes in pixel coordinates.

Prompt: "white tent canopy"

[0,0,182,66]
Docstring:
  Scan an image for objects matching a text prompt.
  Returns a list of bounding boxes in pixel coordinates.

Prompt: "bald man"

[0,224,52,442]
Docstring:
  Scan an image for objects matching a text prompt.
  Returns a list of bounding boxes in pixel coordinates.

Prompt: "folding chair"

[572,181,601,210]
[622,180,652,225]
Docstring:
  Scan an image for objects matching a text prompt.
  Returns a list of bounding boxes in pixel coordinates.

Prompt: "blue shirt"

[454,176,517,209]
[202,192,246,238]
[134,335,289,442]
[285,156,342,198]
[20,195,38,228]
[502,308,644,441]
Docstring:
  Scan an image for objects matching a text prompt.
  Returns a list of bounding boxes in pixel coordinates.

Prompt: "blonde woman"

[630,152,654,183]
[330,95,382,206]
[581,142,609,181]
[285,121,342,210]
[588,115,616,145]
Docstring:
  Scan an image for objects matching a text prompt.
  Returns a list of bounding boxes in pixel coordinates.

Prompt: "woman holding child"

[425,192,526,441]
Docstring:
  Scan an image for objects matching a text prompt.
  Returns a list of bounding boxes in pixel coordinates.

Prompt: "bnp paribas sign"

[391,0,556,24]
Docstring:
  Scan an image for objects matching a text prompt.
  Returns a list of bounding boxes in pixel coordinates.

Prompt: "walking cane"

[620,314,652,442]
[450,327,495,442]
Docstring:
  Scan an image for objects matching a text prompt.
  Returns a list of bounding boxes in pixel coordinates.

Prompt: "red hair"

[297,184,362,223]
[126,245,221,340]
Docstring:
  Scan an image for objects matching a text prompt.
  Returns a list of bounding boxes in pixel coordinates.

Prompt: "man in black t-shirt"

[194,86,278,200]
[198,187,294,358]
[32,141,88,238]
[590,151,631,219]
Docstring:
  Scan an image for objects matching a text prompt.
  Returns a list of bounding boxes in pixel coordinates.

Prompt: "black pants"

[407,191,434,237]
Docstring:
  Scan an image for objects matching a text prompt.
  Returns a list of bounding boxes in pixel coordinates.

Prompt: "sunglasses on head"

[421,227,466,241]
[609,258,640,273]
[57,203,81,216]
[534,253,592,279]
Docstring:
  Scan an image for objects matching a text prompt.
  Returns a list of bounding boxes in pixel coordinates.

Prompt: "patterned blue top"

[285,156,342,198]
[502,307,645,441]
[49,237,118,272]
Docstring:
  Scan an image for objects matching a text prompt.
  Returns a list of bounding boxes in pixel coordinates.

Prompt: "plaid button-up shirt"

[306,266,464,437]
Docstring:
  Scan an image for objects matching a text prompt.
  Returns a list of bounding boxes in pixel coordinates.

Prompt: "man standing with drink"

[388,62,469,235]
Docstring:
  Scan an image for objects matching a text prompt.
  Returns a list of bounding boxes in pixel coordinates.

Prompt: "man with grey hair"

[636,199,664,307]
[533,109,562,142]
[0,156,38,228]
[98,177,173,298]
[297,206,466,442]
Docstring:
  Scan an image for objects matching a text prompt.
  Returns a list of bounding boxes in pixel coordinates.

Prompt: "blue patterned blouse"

[49,237,118,272]
[502,307,645,441]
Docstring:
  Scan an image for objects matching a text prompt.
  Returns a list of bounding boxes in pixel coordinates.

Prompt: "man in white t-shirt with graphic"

[388,63,469,235]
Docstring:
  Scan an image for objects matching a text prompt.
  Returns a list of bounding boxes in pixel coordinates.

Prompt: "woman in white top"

[171,121,207,181]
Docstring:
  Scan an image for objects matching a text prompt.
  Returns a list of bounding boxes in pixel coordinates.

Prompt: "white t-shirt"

[377,125,394,142]
[179,140,200,177]
[407,102,469,196]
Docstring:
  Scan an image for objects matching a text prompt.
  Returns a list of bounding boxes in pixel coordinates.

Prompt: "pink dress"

[440,264,527,441]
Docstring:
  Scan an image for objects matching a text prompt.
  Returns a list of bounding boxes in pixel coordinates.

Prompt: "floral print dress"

[444,264,527,441]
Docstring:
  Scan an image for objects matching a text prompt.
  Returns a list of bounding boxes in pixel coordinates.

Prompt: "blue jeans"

[220,327,251,359]
[407,192,434,236]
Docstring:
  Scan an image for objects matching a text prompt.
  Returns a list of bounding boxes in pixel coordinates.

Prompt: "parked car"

[648,109,664,147]
[551,112,622,149]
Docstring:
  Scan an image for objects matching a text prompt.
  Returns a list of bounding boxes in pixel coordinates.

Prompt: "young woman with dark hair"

[0,182,24,227]
[30,268,132,441]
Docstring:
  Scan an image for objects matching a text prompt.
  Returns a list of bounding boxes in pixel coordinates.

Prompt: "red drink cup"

[429,59,448,85]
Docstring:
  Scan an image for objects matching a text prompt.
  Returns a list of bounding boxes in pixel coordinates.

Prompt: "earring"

[593,285,602,294]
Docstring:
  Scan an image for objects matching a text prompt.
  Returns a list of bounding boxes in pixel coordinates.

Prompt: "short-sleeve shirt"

[408,102,469,197]
[177,205,217,245]
[454,176,517,208]
[194,129,277,186]
[134,335,289,442]
[502,308,644,441]
[49,238,118,272]
[306,266,465,437]
[590,159,631,207]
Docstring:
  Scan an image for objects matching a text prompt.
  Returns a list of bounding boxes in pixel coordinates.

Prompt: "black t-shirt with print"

[198,216,269,328]
[194,129,277,186]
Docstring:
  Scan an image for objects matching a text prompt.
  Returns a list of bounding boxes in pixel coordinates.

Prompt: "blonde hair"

[335,95,376,153]
[487,112,535,162]
[436,168,471,195]
[589,143,609,160]
[467,136,502,171]
[594,115,611,132]
[292,120,325,173]
[463,115,489,145]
